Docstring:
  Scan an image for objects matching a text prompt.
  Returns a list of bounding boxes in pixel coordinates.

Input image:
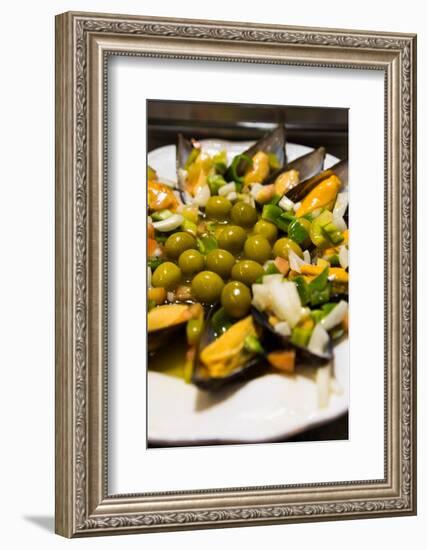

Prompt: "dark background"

[147,99,348,444]
[147,99,348,160]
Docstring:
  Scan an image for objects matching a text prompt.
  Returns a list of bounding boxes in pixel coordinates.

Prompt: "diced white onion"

[338,245,349,269]
[262,274,284,285]
[192,184,210,207]
[218,182,236,196]
[293,202,302,212]
[147,267,152,288]
[147,216,153,225]
[303,249,311,264]
[251,284,272,311]
[167,291,175,302]
[333,192,349,219]
[274,321,291,337]
[227,191,238,201]
[288,249,307,273]
[242,194,256,207]
[317,363,331,409]
[307,324,330,358]
[321,300,348,331]
[278,195,295,211]
[269,280,303,327]
[152,213,183,232]
[333,215,347,232]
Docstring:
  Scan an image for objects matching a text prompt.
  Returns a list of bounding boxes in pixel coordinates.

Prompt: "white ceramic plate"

[147,140,348,445]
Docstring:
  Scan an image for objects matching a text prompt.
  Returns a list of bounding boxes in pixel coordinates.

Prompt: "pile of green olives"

[149,199,306,318]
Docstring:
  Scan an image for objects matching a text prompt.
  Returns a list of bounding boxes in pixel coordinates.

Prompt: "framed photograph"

[55,11,417,537]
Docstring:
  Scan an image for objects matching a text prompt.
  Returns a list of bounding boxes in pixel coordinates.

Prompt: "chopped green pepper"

[212,150,227,165]
[294,276,310,306]
[290,326,313,347]
[196,234,218,255]
[267,194,282,206]
[207,173,227,195]
[310,267,329,290]
[151,209,173,221]
[262,204,282,223]
[294,268,332,307]
[264,262,280,276]
[309,210,334,248]
[309,287,331,306]
[226,154,252,183]
[244,335,264,354]
[261,204,294,231]
[148,257,165,271]
[311,304,337,324]
[308,267,331,306]
[277,211,295,232]
[322,221,344,245]
[288,218,311,245]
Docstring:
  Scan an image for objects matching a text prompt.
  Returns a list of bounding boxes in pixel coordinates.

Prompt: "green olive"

[253,219,278,243]
[205,196,232,220]
[217,225,247,254]
[164,232,196,259]
[205,249,235,278]
[273,237,303,259]
[243,235,272,264]
[191,271,224,303]
[230,201,258,227]
[221,281,252,318]
[178,249,205,276]
[231,260,264,285]
[151,262,182,290]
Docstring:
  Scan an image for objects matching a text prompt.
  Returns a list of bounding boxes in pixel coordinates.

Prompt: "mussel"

[148,303,202,354]
[176,126,287,203]
[286,159,348,203]
[234,125,287,184]
[251,306,332,366]
[250,146,326,203]
[286,146,326,182]
[192,305,267,391]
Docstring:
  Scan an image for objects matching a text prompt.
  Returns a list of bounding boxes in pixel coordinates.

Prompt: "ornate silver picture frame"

[55,11,417,537]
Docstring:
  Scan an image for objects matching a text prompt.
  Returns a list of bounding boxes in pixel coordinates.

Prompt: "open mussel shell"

[176,133,193,173]
[250,307,332,366]
[286,146,326,182]
[286,158,348,203]
[148,324,184,355]
[148,303,193,355]
[192,305,267,391]
[175,134,194,203]
[239,125,287,180]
